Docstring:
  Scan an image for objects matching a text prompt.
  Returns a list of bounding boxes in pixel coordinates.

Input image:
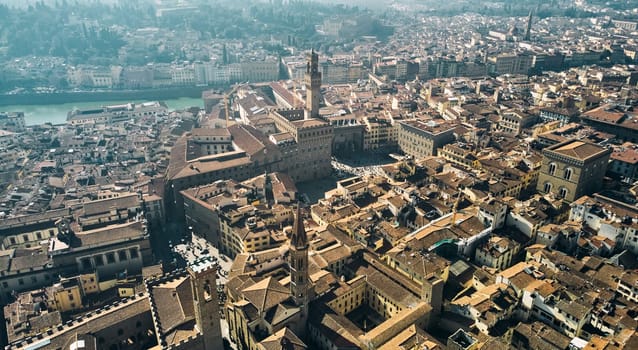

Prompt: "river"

[1,96,204,126]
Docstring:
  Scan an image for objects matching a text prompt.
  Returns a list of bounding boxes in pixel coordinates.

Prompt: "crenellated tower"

[304,50,321,119]
[188,259,223,350]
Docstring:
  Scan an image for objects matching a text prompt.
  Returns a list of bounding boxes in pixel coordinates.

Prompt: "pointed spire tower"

[524,10,533,41]
[289,204,309,317]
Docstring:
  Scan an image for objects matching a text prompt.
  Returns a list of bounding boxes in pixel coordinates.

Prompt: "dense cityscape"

[2,0,638,349]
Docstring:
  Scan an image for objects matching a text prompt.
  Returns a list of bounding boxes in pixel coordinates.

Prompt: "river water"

[1,97,204,126]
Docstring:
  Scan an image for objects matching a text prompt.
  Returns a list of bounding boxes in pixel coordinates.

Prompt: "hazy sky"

[0,0,399,9]
[0,0,123,6]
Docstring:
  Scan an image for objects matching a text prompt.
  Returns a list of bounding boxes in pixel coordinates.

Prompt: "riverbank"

[0,86,212,107]
[3,97,205,126]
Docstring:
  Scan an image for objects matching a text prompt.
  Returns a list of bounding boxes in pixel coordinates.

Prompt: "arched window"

[203,279,213,301]
[548,163,557,175]
[543,182,552,193]
[559,187,568,199]
[563,168,572,181]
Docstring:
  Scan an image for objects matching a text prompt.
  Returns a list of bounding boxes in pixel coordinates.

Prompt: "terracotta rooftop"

[582,105,626,124]
[76,221,145,247]
[270,82,304,108]
[241,276,291,313]
[546,139,610,161]
[81,193,139,217]
[611,144,638,164]
[259,327,306,350]
[291,119,329,129]
[190,127,231,137]
[8,294,150,350]
[400,119,456,135]
[150,275,195,336]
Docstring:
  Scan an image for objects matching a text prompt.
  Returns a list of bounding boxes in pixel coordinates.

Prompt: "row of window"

[80,248,140,270]
[205,144,230,149]
[542,182,569,199]
[299,129,331,139]
[334,292,363,314]
[1,273,51,289]
[547,163,573,181]
[5,229,56,246]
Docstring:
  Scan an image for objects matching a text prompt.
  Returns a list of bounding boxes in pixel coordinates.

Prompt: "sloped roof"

[259,327,306,350]
[76,221,145,247]
[547,140,609,161]
[242,276,291,313]
[263,300,300,326]
[150,275,195,335]
[190,128,230,137]
[82,193,139,217]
